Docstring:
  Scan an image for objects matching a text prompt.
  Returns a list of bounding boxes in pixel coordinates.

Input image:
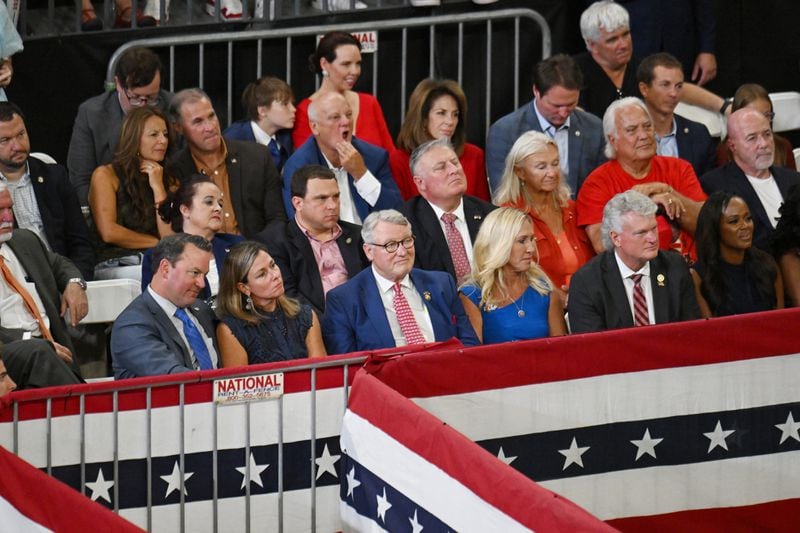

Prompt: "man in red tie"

[322,209,479,355]
[0,184,88,388]
[568,190,700,333]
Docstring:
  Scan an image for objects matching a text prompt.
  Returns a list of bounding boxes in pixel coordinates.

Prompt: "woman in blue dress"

[216,241,326,366]
[459,207,566,344]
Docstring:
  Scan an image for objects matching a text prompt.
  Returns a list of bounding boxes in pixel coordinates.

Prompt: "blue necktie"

[268,138,284,171]
[174,308,214,370]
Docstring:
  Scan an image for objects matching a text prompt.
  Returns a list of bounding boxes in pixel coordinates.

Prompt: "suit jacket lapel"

[143,291,193,368]
[649,256,670,325]
[601,253,634,329]
[462,197,485,241]
[416,199,453,276]
[288,222,325,310]
[409,270,447,341]
[338,224,365,277]
[361,273,395,347]
[225,143,245,233]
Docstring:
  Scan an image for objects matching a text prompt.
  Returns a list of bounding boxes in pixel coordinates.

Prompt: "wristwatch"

[68,278,87,290]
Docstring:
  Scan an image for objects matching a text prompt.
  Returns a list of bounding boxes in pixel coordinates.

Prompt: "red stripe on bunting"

[347,370,615,532]
[365,308,800,399]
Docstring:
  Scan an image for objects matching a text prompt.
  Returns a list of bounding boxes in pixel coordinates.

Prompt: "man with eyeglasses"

[322,209,479,355]
[700,108,800,250]
[67,46,173,206]
[111,233,219,379]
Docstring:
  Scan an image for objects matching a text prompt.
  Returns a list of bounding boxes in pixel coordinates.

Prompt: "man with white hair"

[700,108,800,250]
[568,190,699,334]
[577,97,706,254]
[322,209,478,355]
[575,0,727,118]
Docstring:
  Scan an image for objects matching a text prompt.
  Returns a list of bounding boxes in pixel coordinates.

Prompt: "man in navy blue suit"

[323,209,479,355]
[636,53,717,178]
[281,92,401,223]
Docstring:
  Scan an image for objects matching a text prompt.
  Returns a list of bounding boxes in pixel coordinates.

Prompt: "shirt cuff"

[353,170,381,206]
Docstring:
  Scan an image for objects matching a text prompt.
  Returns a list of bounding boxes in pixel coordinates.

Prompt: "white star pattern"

[235,452,269,489]
[160,461,194,498]
[346,466,361,499]
[496,446,517,465]
[704,420,735,453]
[558,437,590,470]
[630,428,664,460]
[376,487,392,523]
[409,509,424,533]
[315,444,340,480]
[775,412,800,444]
[85,468,114,503]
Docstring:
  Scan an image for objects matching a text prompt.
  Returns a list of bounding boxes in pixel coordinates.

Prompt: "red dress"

[388,144,491,201]
[293,92,395,153]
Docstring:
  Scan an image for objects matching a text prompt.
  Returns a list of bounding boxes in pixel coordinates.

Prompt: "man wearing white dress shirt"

[400,138,495,284]
[281,92,401,223]
[322,209,478,355]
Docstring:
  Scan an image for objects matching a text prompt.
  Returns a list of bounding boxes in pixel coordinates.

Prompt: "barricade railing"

[105,8,551,139]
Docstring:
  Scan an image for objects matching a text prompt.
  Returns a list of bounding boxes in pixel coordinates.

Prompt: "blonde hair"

[493,130,571,208]
[465,207,552,309]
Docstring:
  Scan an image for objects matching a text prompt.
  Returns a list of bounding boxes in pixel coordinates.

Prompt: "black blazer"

[27,157,95,280]
[568,250,700,334]
[674,113,717,179]
[255,219,368,317]
[167,139,287,238]
[700,162,800,250]
[400,195,496,280]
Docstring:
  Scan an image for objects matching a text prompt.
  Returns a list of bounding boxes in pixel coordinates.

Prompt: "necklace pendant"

[517,309,525,318]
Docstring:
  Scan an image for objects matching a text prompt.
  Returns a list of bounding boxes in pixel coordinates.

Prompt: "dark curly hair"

[158,174,217,232]
[695,191,777,314]
[771,184,800,258]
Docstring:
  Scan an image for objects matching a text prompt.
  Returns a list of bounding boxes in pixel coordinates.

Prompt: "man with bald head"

[700,108,800,250]
[282,91,401,223]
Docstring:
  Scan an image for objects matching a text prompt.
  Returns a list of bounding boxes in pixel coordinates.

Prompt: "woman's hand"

[140,159,166,202]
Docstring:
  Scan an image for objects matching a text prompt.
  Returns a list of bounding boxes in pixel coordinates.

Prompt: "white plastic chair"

[29,152,57,164]
[674,102,725,138]
[770,92,800,132]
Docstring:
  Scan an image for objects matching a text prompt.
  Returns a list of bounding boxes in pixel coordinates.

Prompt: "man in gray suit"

[486,54,606,197]
[111,234,219,379]
[67,46,172,205]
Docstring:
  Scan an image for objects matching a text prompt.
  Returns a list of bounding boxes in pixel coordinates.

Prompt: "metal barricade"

[105,8,551,139]
[0,355,366,532]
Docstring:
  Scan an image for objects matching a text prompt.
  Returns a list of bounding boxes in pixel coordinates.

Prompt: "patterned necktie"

[630,274,650,327]
[174,308,214,370]
[268,138,284,171]
[0,255,53,341]
[392,283,426,345]
[440,213,471,283]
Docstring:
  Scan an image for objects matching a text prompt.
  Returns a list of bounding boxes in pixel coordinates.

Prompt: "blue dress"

[461,284,550,344]
[221,304,313,364]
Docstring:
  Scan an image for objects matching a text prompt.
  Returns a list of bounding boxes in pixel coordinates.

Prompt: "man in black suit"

[111,234,218,379]
[400,138,495,285]
[637,53,717,178]
[568,190,699,333]
[0,185,87,388]
[255,164,368,318]
[167,88,286,238]
[0,102,94,280]
[700,108,800,250]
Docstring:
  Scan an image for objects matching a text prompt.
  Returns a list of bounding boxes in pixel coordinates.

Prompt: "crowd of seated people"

[4,0,800,391]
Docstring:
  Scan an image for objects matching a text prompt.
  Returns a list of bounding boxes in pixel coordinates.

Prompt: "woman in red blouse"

[390,78,490,201]
[494,131,594,300]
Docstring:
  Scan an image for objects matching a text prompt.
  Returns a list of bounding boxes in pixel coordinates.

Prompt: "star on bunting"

[497,446,517,465]
[376,487,392,522]
[86,468,114,503]
[409,509,424,533]
[235,452,269,489]
[160,461,194,498]
[704,420,735,453]
[775,412,800,444]
[558,437,590,470]
[346,466,361,499]
[315,443,341,480]
[630,428,663,460]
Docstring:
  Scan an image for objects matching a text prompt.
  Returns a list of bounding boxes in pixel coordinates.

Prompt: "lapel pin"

[473,214,482,220]
[38,176,44,183]
[231,158,237,164]
[683,127,689,134]
[423,291,431,301]
[656,274,665,287]
[575,130,581,137]
[345,237,352,244]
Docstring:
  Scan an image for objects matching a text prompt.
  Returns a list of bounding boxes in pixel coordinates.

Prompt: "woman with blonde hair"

[494,131,594,298]
[390,78,489,200]
[459,207,566,344]
[216,241,326,366]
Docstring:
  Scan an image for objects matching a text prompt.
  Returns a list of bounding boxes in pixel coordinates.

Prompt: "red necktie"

[392,282,426,345]
[0,256,54,341]
[630,274,650,327]
[441,213,471,283]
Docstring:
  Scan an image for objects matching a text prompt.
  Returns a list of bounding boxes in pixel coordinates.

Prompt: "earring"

[245,295,254,311]
[322,70,329,77]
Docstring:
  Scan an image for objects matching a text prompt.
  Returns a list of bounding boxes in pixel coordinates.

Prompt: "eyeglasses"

[368,235,415,253]
[124,90,160,108]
